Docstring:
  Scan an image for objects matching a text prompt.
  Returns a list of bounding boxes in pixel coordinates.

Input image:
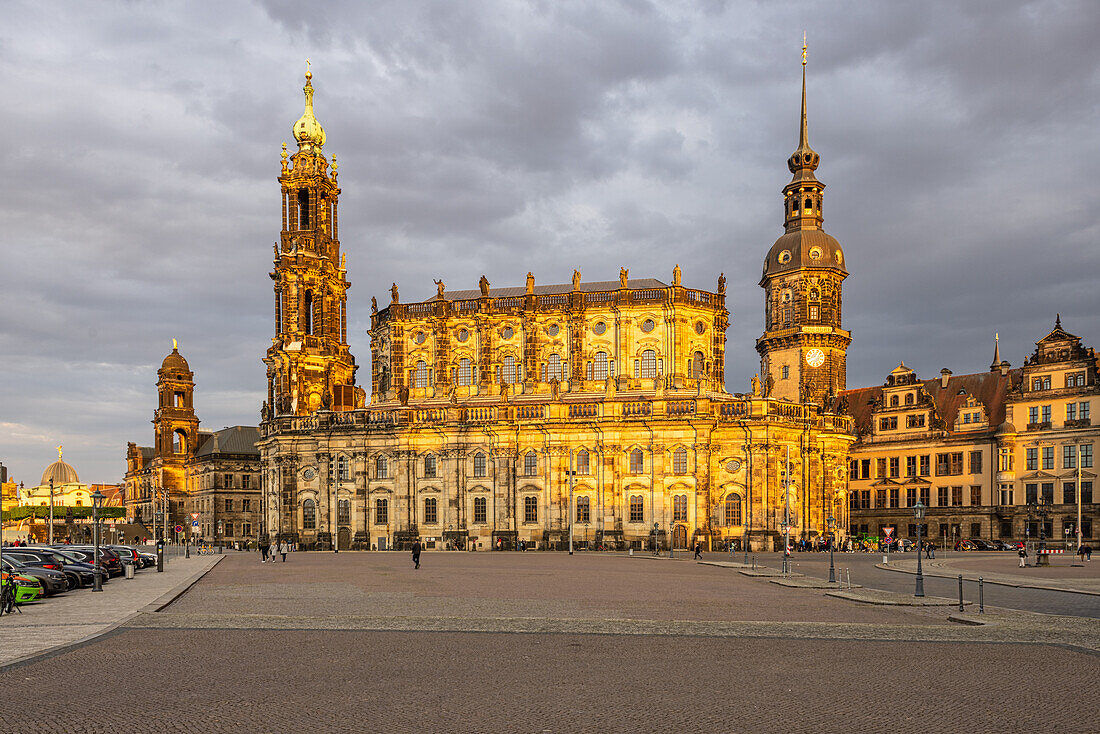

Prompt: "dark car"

[968,539,998,551]
[0,556,68,596]
[136,549,157,568]
[107,546,143,570]
[7,549,95,589]
[48,548,111,585]
[59,546,124,578]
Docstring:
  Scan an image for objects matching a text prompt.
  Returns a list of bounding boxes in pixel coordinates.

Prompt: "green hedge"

[2,506,127,521]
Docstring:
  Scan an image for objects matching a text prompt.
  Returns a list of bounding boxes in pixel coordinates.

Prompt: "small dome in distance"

[41,459,79,486]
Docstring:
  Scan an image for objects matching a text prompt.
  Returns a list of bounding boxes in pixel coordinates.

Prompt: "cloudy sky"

[1,0,1097,484]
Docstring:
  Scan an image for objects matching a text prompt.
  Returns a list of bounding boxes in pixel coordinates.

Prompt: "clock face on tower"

[805,348,825,368]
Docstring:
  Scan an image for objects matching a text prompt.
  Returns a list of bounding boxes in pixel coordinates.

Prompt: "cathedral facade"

[257,61,856,552]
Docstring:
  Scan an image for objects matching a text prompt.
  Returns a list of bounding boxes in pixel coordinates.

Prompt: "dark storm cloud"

[1,0,1096,483]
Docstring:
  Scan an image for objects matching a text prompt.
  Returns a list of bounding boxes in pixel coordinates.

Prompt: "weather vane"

[802,32,807,66]
[173,338,178,350]
[57,444,63,460]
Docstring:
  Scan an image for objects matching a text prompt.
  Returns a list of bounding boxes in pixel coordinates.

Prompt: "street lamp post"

[91,489,105,592]
[567,450,576,556]
[914,500,926,598]
[827,514,836,584]
[652,522,659,556]
[48,478,55,545]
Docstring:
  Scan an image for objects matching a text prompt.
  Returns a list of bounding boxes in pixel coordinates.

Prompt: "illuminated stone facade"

[258,68,855,552]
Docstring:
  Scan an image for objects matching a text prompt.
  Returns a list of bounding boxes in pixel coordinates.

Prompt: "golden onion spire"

[293,60,326,151]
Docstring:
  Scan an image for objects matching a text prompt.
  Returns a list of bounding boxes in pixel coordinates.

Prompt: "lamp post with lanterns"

[913,500,926,598]
[91,489,105,592]
[827,514,836,584]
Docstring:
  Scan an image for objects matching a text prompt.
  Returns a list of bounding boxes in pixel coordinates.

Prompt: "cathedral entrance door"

[672,524,688,549]
[337,526,351,550]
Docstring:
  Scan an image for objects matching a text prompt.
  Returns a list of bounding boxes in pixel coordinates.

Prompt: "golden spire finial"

[802,31,807,66]
[172,338,178,350]
[293,62,325,150]
[57,444,63,460]
[305,58,312,81]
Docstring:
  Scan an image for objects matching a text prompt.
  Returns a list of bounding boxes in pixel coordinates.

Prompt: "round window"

[834,250,843,265]
[778,250,792,264]
[593,322,607,335]
[725,460,741,473]
[302,467,316,481]
[457,328,469,343]
[641,319,655,333]
[414,332,426,345]
[809,247,823,260]
[547,323,559,337]
[694,321,706,335]
[502,326,514,340]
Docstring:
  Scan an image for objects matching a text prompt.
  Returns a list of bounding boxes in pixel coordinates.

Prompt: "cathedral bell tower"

[264,65,359,416]
[154,341,199,460]
[756,41,850,405]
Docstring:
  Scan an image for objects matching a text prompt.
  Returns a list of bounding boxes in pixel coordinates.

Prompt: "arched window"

[524,451,538,477]
[594,352,609,381]
[502,355,518,384]
[673,495,688,523]
[303,498,316,530]
[473,496,487,524]
[376,455,389,479]
[337,499,350,526]
[304,291,313,334]
[724,493,742,525]
[547,354,563,382]
[424,497,438,524]
[173,429,188,455]
[905,393,914,405]
[374,498,388,524]
[576,449,590,475]
[576,496,590,523]
[691,351,705,379]
[473,452,487,478]
[673,447,688,474]
[630,448,644,474]
[639,349,657,379]
[804,197,812,211]
[523,495,538,523]
[890,395,899,407]
[424,454,437,478]
[457,358,472,386]
[414,360,429,389]
[629,495,644,523]
[297,188,310,228]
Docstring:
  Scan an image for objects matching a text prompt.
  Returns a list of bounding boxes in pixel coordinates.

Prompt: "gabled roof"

[419,278,668,303]
[838,368,1021,437]
[195,426,260,457]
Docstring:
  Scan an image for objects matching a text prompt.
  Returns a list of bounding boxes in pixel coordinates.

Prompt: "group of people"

[258,538,292,562]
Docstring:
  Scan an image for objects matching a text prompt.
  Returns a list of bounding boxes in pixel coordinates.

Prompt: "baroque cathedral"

[256,58,855,552]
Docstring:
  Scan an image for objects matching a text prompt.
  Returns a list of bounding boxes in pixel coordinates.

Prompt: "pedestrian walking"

[259,536,271,563]
[412,539,422,570]
[1018,545,1028,567]
[279,540,289,562]
[693,542,702,560]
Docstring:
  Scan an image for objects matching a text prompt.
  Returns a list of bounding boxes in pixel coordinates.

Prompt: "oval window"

[641,319,655,333]
[414,332,426,345]
[547,323,559,337]
[456,328,469,343]
[778,250,792,264]
[593,322,607,335]
[809,247,823,260]
[502,326,514,340]
[694,321,706,335]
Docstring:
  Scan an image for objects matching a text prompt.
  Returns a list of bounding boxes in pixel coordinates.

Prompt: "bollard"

[628,548,633,556]
[752,555,756,570]
[979,576,984,614]
[846,568,851,590]
[958,574,964,612]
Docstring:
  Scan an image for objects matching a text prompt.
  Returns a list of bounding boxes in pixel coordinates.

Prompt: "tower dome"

[292,66,326,151]
[160,340,191,375]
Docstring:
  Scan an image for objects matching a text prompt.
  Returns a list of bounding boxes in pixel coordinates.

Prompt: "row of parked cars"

[954,539,1024,551]
[1,544,158,606]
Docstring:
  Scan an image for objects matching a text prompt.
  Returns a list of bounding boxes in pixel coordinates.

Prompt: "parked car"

[60,546,124,577]
[136,549,157,568]
[2,571,43,605]
[0,557,68,596]
[897,538,914,552]
[107,545,143,570]
[954,539,978,551]
[6,549,95,589]
[968,539,998,551]
[47,547,111,583]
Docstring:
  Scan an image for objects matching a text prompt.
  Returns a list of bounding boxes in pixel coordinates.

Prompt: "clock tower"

[756,43,850,405]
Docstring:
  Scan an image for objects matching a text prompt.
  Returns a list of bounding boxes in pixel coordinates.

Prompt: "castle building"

[843,320,1097,546]
[124,344,262,545]
[258,59,855,552]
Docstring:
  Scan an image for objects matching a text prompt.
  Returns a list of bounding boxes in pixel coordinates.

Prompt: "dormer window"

[890,395,899,407]
[905,393,914,405]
